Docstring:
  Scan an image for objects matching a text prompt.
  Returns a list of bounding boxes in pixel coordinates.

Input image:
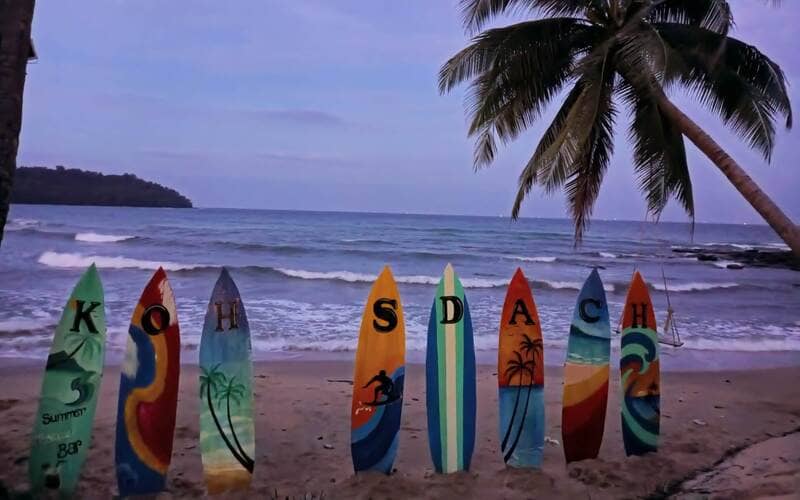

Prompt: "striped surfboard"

[620,271,660,456]
[562,268,610,462]
[426,264,476,473]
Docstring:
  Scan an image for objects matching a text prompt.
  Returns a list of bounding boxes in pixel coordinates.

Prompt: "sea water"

[1,205,798,366]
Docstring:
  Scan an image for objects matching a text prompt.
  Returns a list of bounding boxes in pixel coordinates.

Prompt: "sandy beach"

[0,358,796,499]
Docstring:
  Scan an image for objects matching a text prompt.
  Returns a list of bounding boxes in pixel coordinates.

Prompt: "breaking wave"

[75,232,136,243]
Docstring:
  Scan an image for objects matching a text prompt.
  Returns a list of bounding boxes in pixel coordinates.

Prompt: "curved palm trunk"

[205,383,248,470]
[0,0,35,247]
[225,394,254,472]
[504,380,534,463]
[656,93,800,257]
[501,370,524,453]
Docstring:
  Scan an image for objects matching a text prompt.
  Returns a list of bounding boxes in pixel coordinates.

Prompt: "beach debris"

[317,435,323,440]
[714,404,725,409]
[323,444,334,450]
[545,436,560,446]
[692,419,708,427]
[326,379,353,385]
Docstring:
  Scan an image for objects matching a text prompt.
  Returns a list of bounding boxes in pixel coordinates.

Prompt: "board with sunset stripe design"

[425,264,476,474]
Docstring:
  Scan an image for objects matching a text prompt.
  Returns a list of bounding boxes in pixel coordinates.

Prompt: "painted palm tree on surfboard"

[199,364,254,473]
[501,334,543,464]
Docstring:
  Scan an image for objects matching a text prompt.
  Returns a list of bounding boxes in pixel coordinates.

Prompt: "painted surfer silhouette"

[363,370,401,406]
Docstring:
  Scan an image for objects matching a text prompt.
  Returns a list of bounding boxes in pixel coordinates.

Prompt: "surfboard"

[620,271,660,456]
[498,268,545,468]
[426,263,476,474]
[29,264,107,496]
[562,268,610,462]
[351,266,405,474]
[115,267,181,495]
[199,268,255,494]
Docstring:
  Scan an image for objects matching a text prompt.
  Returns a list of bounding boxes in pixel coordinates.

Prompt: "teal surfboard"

[199,268,255,494]
[29,264,107,496]
[426,264,476,473]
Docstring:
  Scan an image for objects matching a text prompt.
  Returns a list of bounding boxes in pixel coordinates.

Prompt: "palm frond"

[459,0,598,33]
[621,81,694,223]
[642,0,733,34]
[657,23,792,161]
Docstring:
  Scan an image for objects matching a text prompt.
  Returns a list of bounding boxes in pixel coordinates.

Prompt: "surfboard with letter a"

[426,263,476,473]
[115,267,181,495]
[351,266,405,474]
[497,268,544,468]
[29,264,107,496]
[562,268,610,462]
[620,271,660,456]
[199,268,255,494]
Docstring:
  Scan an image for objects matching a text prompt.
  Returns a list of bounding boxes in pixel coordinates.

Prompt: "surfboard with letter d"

[426,263,476,473]
[115,267,181,495]
[199,268,255,494]
[29,264,107,496]
[562,268,610,462]
[620,271,660,456]
[498,268,544,468]
[351,266,405,474]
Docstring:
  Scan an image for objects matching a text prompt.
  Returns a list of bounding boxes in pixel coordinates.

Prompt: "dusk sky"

[19,1,800,224]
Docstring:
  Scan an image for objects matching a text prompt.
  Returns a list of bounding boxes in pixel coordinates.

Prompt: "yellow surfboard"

[351,266,405,474]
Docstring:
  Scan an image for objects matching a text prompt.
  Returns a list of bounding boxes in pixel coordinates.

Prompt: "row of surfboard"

[28,263,660,497]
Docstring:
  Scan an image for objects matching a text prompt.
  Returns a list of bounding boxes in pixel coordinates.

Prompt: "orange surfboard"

[620,271,660,455]
[351,266,405,473]
[497,268,544,467]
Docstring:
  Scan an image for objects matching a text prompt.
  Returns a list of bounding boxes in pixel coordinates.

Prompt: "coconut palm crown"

[440,0,794,247]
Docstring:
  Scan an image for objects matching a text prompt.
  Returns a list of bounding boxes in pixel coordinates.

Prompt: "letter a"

[439,296,463,324]
[373,298,398,333]
[508,299,535,325]
[70,300,101,333]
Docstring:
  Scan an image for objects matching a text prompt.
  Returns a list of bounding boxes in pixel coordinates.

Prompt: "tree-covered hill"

[11,166,192,208]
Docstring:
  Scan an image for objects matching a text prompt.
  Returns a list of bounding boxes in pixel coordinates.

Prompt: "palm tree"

[62,328,103,364]
[504,334,543,463]
[0,1,36,247]
[215,376,254,472]
[440,0,798,255]
[199,365,250,471]
[500,350,533,452]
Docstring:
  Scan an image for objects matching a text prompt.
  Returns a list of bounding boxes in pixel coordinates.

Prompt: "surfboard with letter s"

[426,263,476,473]
[29,264,107,496]
[115,267,181,495]
[351,266,405,474]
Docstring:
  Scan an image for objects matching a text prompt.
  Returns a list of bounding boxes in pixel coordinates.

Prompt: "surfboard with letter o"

[115,267,181,495]
[426,263,476,473]
[562,268,610,462]
[29,264,107,496]
[620,271,660,456]
[199,268,255,494]
[351,266,405,474]
[498,268,544,467]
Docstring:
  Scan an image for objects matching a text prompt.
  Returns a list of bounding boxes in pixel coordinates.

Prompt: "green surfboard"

[29,264,107,496]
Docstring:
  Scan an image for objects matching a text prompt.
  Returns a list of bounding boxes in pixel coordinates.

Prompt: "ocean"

[2,205,799,366]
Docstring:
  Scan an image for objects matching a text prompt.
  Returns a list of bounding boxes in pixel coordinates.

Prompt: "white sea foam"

[75,232,134,243]
[713,260,745,270]
[0,317,53,332]
[274,268,508,288]
[507,255,557,263]
[38,251,200,271]
[541,280,615,293]
[652,281,739,292]
[684,337,800,352]
[599,252,617,259]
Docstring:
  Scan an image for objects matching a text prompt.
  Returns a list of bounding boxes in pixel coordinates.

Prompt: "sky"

[18,0,800,224]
